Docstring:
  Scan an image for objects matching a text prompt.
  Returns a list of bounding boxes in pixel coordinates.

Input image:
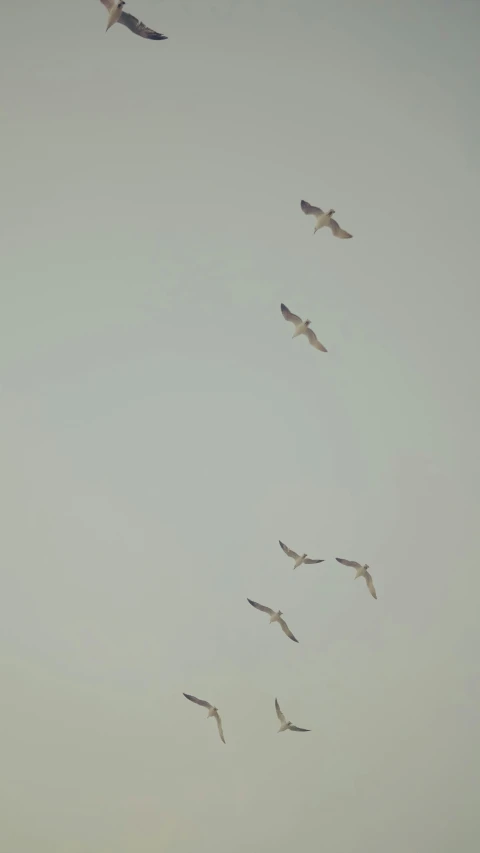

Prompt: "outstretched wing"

[275,698,286,724]
[305,327,327,352]
[289,725,310,732]
[278,617,299,643]
[280,304,303,327]
[247,598,274,616]
[119,11,168,39]
[328,218,352,239]
[183,693,212,710]
[364,571,377,600]
[301,200,323,216]
[304,557,324,565]
[279,540,299,560]
[336,558,362,569]
[214,711,226,744]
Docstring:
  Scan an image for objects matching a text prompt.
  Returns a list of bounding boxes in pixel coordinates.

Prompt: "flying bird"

[280,304,327,352]
[247,598,299,643]
[279,540,324,570]
[335,558,377,599]
[183,693,226,743]
[301,200,352,239]
[275,698,310,733]
[99,0,168,40]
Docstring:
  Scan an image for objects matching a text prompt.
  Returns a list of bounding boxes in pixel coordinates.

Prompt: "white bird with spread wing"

[335,558,377,599]
[247,598,299,643]
[275,698,310,733]
[183,693,226,744]
[279,540,324,570]
[99,0,168,40]
[280,304,327,352]
[301,200,352,239]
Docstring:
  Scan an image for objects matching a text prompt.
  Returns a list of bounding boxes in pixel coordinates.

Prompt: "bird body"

[269,610,282,624]
[300,199,352,238]
[106,0,124,30]
[312,210,334,233]
[292,321,310,339]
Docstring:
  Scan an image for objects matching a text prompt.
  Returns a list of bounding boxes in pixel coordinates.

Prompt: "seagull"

[335,558,377,599]
[301,200,352,239]
[183,693,226,744]
[247,598,299,643]
[99,0,168,40]
[280,304,327,352]
[275,698,310,733]
[279,540,324,570]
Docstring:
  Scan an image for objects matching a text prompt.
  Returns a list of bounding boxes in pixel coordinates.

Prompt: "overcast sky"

[1,1,479,851]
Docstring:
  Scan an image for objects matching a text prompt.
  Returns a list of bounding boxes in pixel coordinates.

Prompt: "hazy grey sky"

[1,1,479,851]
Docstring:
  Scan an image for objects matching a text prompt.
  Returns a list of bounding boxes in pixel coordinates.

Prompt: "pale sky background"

[1,1,479,851]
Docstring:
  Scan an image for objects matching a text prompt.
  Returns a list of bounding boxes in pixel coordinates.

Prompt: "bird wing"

[328,218,353,239]
[99,0,116,9]
[289,725,310,732]
[336,558,362,569]
[301,200,323,216]
[304,558,324,564]
[279,540,299,560]
[275,698,286,724]
[119,11,168,39]
[183,693,212,710]
[247,598,274,616]
[364,571,377,600]
[278,617,299,643]
[280,304,303,327]
[214,711,226,744]
[305,327,327,352]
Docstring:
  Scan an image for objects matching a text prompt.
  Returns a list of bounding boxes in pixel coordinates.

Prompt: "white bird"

[247,598,299,643]
[301,200,352,239]
[99,0,168,40]
[275,698,310,733]
[279,540,324,570]
[280,304,327,352]
[183,693,226,744]
[335,558,377,599]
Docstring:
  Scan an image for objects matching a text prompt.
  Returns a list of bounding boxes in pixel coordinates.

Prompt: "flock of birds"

[184,551,376,744]
[94,0,375,747]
